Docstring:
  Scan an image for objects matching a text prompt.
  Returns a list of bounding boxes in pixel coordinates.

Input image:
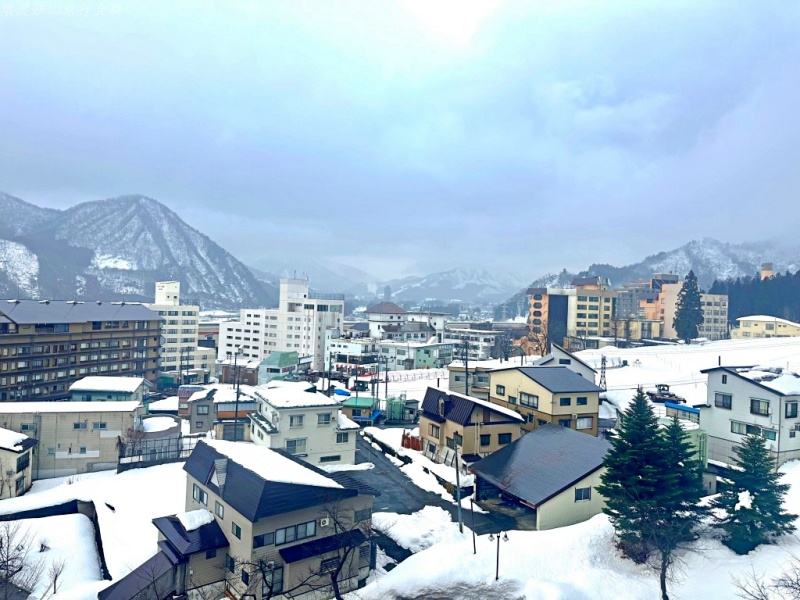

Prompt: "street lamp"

[488,531,509,580]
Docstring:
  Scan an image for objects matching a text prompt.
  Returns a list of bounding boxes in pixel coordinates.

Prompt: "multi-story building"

[0,300,161,402]
[488,366,603,436]
[441,327,504,361]
[186,384,260,438]
[364,302,407,339]
[0,400,144,478]
[731,315,800,339]
[699,366,800,466]
[219,278,344,371]
[657,283,729,340]
[0,428,36,499]
[100,439,378,600]
[144,281,216,385]
[325,337,453,375]
[249,382,360,466]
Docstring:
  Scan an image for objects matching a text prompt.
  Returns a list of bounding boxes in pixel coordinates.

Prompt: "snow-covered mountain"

[250,257,380,294]
[495,238,800,319]
[0,193,277,309]
[383,268,525,303]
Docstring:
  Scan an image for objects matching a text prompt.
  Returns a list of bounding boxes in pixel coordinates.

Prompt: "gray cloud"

[1,0,799,281]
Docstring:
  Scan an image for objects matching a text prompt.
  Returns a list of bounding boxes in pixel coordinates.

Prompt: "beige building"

[657,283,729,340]
[731,315,800,339]
[419,388,524,463]
[0,401,143,479]
[0,428,36,498]
[471,424,610,530]
[489,366,603,436]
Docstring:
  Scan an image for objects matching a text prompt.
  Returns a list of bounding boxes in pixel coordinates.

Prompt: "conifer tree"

[597,389,667,562]
[673,270,704,343]
[712,435,796,554]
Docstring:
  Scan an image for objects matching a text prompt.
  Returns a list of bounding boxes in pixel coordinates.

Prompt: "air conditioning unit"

[320,517,330,527]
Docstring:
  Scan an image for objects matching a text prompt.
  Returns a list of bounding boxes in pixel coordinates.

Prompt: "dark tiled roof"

[279,529,367,564]
[97,551,174,600]
[0,300,161,325]
[183,442,358,522]
[397,322,434,333]
[325,473,381,496]
[470,424,610,507]
[152,515,229,559]
[420,388,478,426]
[365,302,406,315]
[517,367,604,393]
[349,322,370,331]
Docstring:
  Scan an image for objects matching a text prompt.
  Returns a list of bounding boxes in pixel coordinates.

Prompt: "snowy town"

[0,270,798,600]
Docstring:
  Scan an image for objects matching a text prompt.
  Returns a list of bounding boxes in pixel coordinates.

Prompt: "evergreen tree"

[673,270,704,343]
[597,389,667,562]
[712,435,796,554]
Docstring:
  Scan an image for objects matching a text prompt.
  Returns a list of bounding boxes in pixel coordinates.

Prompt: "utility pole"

[228,348,242,442]
[461,339,470,397]
[454,443,464,534]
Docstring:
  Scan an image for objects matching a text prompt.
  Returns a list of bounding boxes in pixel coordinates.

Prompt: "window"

[714,393,732,409]
[454,433,463,447]
[507,395,517,405]
[446,437,454,449]
[206,549,217,559]
[16,453,29,473]
[731,421,777,440]
[351,408,362,417]
[495,384,506,395]
[225,554,235,573]
[196,405,209,415]
[231,522,242,539]
[15,476,25,493]
[79,447,87,454]
[722,374,728,384]
[559,419,572,428]
[576,417,593,430]
[253,532,275,548]
[577,397,588,406]
[19,423,35,432]
[558,358,571,365]
[480,434,491,446]
[429,424,440,438]
[93,422,107,430]
[320,455,341,463]
[241,569,250,585]
[290,415,305,428]
[285,438,307,455]
[73,422,87,430]
[192,483,208,505]
[520,392,538,408]
[750,398,770,416]
[787,403,799,419]
[498,433,512,444]
[318,413,331,426]
[559,397,571,407]
[320,557,339,573]
[263,566,283,595]
[215,501,224,518]
[195,421,203,429]
[335,432,349,444]
[275,521,316,545]
[574,487,591,502]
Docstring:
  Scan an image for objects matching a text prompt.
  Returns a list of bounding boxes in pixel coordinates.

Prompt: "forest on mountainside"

[710,269,800,324]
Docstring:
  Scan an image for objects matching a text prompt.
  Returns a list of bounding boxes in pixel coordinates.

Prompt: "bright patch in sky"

[399,0,500,45]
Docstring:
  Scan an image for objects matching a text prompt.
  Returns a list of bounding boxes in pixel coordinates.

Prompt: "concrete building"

[0,401,144,478]
[698,367,800,466]
[144,281,216,386]
[488,367,604,435]
[731,315,800,339]
[364,302,407,339]
[441,327,504,361]
[186,384,261,438]
[219,278,344,371]
[69,376,151,402]
[100,440,378,600]
[249,382,360,466]
[419,388,524,464]
[0,428,37,499]
[0,300,161,402]
[657,283,729,341]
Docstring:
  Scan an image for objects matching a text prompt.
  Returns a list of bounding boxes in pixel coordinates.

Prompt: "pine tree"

[673,270,704,343]
[597,389,668,562]
[712,435,796,555]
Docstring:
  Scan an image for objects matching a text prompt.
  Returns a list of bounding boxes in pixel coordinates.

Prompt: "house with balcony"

[488,366,604,435]
[249,382,360,466]
[698,366,800,466]
[419,387,524,464]
[99,439,378,600]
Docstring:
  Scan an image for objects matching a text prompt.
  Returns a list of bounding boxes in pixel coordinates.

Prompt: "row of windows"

[714,392,798,418]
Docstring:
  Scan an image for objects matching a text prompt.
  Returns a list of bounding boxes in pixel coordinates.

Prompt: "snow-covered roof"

[736,315,800,328]
[148,396,179,411]
[0,427,30,452]
[176,509,214,532]
[255,385,340,409]
[337,411,361,431]
[440,388,525,422]
[141,416,178,433]
[202,440,342,489]
[0,401,141,414]
[69,376,148,393]
[761,373,800,395]
[188,384,260,404]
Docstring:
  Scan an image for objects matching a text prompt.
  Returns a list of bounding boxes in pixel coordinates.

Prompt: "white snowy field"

[578,336,800,412]
[0,462,187,586]
[355,461,800,600]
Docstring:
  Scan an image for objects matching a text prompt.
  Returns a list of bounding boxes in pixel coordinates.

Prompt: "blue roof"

[665,401,700,414]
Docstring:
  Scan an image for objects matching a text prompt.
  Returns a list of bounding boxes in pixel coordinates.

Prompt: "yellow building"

[731,315,800,339]
[489,366,603,436]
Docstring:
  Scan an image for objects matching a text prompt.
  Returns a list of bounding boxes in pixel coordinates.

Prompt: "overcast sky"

[1,0,799,282]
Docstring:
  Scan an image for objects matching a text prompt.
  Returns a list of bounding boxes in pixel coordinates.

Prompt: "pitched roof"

[365,302,406,315]
[262,351,300,368]
[420,387,524,426]
[699,366,799,398]
[0,428,36,453]
[470,425,610,507]
[97,551,174,600]
[152,514,229,559]
[183,441,358,521]
[0,299,160,325]
[498,367,604,393]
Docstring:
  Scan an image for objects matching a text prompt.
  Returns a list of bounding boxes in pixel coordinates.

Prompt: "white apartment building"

[218,278,344,371]
[442,327,503,360]
[249,381,360,465]
[144,281,216,383]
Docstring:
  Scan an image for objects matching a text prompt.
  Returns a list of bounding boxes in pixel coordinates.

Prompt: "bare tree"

[36,559,66,600]
[117,426,148,460]
[733,553,800,600]
[0,522,44,600]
